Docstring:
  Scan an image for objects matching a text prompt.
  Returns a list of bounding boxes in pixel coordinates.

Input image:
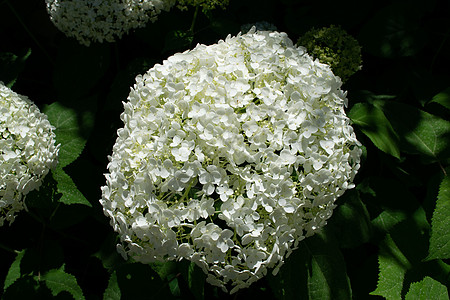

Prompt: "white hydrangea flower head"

[100,28,362,293]
[45,0,176,46]
[0,83,59,226]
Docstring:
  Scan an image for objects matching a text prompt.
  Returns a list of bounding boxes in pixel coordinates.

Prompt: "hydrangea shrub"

[0,83,59,226]
[45,0,176,46]
[100,28,362,293]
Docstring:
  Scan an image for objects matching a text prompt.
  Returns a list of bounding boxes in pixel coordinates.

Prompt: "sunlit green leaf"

[43,102,87,168]
[3,250,25,291]
[427,175,450,260]
[349,102,400,158]
[371,234,411,300]
[43,265,85,300]
[405,276,449,300]
[103,272,121,300]
[380,101,450,164]
[52,168,91,206]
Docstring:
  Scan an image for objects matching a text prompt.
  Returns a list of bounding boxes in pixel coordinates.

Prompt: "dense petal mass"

[45,0,176,46]
[100,28,362,292]
[0,83,59,226]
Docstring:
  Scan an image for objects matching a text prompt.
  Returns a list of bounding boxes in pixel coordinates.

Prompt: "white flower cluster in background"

[0,83,59,226]
[100,28,362,293]
[45,0,176,46]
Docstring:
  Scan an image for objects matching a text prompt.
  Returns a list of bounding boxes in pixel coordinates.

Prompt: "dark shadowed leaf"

[327,190,372,248]
[305,231,352,300]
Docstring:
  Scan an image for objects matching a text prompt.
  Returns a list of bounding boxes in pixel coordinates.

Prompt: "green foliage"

[405,277,449,300]
[371,234,412,299]
[297,25,362,82]
[103,272,120,300]
[43,102,92,169]
[429,87,450,111]
[427,175,450,260]
[269,230,351,300]
[43,265,85,299]
[380,101,450,165]
[349,101,401,159]
[3,250,25,291]
[43,102,92,206]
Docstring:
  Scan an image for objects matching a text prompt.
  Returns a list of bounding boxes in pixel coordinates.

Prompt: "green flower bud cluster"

[297,25,362,82]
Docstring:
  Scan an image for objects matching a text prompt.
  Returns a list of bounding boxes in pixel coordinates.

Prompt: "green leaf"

[93,233,124,272]
[3,250,25,291]
[306,231,352,300]
[0,49,31,87]
[371,234,412,300]
[150,261,180,297]
[405,276,449,300]
[103,272,121,300]
[372,209,407,234]
[427,175,450,260]
[267,242,309,300]
[429,87,450,111]
[380,101,450,164]
[184,261,205,300]
[349,102,400,159]
[52,167,91,206]
[327,190,372,248]
[150,261,178,281]
[42,265,85,300]
[43,102,88,168]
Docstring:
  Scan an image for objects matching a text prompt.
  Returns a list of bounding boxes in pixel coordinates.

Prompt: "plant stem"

[0,242,19,254]
[189,5,200,34]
